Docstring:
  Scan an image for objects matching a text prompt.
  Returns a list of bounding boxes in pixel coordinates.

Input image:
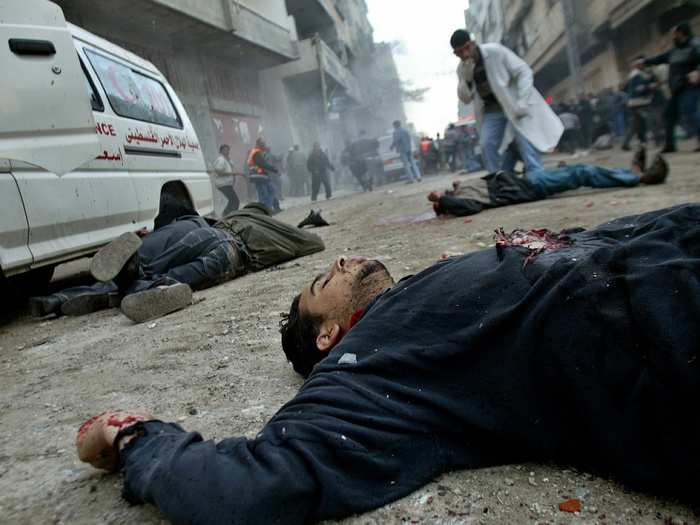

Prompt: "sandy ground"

[1,146,699,525]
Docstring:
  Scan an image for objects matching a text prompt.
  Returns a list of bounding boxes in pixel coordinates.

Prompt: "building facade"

[501,0,700,102]
[464,0,506,44]
[262,0,406,161]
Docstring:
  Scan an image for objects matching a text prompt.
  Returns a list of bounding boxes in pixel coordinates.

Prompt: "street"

[1,147,698,524]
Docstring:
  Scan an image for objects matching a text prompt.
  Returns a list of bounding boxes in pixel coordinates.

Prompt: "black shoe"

[640,154,669,185]
[91,232,142,282]
[61,292,121,317]
[29,296,63,318]
[632,145,647,172]
[120,283,192,323]
[297,210,329,228]
[660,145,677,154]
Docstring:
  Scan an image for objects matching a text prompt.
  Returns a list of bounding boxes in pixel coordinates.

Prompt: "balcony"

[57,0,298,66]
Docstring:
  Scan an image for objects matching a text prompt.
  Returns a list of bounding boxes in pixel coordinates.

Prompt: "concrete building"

[57,0,299,175]
[262,0,406,160]
[464,0,506,44]
[501,0,700,102]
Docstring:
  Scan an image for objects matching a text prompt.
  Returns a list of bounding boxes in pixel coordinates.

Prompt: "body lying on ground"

[77,203,700,524]
[30,204,324,322]
[429,150,668,218]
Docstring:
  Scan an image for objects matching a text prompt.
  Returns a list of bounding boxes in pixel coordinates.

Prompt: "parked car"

[0,0,213,294]
[377,134,421,183]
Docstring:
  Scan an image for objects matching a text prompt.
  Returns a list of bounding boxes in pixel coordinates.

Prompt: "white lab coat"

[457,43,563,153]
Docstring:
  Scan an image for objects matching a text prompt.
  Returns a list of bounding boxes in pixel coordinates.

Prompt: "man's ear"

[316,322,342,353]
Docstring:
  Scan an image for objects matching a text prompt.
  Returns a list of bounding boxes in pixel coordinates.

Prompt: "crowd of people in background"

[209,23,699,217]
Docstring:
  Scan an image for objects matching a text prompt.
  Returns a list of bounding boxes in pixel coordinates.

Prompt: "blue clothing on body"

[391,127,413,154]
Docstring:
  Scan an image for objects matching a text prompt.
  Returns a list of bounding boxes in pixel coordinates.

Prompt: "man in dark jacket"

[641,23,700,152]
[78,203,700,524]
[307,142,334,201]
[346,132,380,191]
[622,56,664,149]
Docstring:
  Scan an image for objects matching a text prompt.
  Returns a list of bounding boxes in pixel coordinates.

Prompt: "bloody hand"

[76,409,153,472]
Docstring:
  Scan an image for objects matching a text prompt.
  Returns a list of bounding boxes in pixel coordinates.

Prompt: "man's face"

[221,146,230,159]
[453,41,476,61]
[299,256,394,331]
[672,29,688,47]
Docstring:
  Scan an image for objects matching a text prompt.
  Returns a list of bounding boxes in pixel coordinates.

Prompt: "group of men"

[64,24,700,525]
[212,137,282,215]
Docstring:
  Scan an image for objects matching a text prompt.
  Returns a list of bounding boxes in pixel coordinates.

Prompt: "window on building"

[85,48,182,129]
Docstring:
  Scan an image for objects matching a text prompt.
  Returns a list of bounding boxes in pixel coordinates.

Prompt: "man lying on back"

[77,204,699,524]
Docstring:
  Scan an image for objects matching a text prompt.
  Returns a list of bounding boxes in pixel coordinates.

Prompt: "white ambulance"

[0,0,213,292]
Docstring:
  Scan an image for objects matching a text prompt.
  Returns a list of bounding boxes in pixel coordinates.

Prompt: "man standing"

[640,23,700,152]
[307,142,334,201]
[390,120,422,183]
[247,137,279,212]
[285,145,308,197]
[452,29,563,173]
[622,56,663,150]
[346,131,379,191]
[212,145,239,216]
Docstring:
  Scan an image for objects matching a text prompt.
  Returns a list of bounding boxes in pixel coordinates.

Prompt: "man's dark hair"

[219,144,229,153]
[674,22,693,37]
[393,120,401,127]
[279,294,326,377]
[450,29,471,49]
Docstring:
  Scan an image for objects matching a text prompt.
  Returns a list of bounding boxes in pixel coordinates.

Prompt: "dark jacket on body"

[120,204,700,524]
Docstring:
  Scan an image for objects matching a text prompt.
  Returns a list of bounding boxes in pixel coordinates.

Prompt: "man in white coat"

[451,29,563,174]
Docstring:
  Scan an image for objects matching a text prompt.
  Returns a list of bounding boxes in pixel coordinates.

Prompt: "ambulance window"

[79,56,103,112]
[85,49,182,129]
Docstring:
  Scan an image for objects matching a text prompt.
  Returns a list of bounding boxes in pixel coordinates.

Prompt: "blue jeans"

[480,111,543,173]
[525,164,640,197]
[666,87,700,147]
[400,151,422,181]
[253,178,276,211]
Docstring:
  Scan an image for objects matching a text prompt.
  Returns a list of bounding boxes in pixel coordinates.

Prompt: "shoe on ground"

[29,295,63,318]
[91,232,142,283]
[61,293,121,317]
[632,145,647,172]
[659,145,677,154]
[621,145,631,151]
[297,210,329,228]
[639,154,669,185]
[120,283,192,323]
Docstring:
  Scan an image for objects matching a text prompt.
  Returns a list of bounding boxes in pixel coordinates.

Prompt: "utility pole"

[560,0,584,98]
[313,33,329,122]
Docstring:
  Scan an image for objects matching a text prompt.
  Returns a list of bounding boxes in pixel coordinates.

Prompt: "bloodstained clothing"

[120,204,700,524]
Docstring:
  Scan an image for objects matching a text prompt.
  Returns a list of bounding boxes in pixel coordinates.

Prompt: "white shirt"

[213,154,234,188]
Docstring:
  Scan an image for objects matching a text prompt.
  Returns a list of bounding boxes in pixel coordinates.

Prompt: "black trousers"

[310,171,332,201]
[217,186,239,217]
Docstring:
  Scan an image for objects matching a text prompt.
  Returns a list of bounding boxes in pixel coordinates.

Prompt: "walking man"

[307,142,334,201]
[452,29,562,173]
[622,56,663,150]
[390,120,422,183]
[212,145,239,216]
[640,23,700,152]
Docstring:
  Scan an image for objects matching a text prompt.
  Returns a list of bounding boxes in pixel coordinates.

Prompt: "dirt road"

[1,148,699,524]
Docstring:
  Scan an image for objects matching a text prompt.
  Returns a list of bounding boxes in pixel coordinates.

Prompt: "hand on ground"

[76,409,153,472]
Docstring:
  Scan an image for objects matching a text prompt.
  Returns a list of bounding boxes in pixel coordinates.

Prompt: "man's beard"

[350,260,394,312]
